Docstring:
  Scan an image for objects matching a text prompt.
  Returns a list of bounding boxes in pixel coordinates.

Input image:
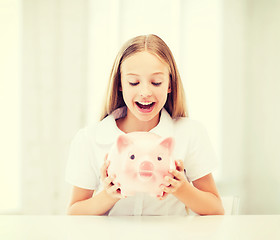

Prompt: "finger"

[107,183,126,199]
[102,176,111,188]
[107,182,120,194]
[103,175,115,188]
[183,169,190,182]
[162,181,171,187]
[100,162,109,181]
[158,191,169,200]
[101,160,111,181]
[165,176,179,188]
[100,165,106,181]
[175,160,184,172]
[160,185,174,194]
[162,176,171,186]
[169,169,185,181]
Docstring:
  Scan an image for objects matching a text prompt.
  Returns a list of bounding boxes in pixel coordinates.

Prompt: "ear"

[159,137,174,154]
[168,83,171,93]
[117,134,132,153]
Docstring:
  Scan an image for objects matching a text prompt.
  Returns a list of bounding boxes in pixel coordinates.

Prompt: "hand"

[157,191,169,200]
[160,160,188,196]
[100,154,125,200]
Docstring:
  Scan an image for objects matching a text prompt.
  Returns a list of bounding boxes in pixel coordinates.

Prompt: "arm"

[67,185,119,215]
[160,160,224,215]
[67,159,124,215]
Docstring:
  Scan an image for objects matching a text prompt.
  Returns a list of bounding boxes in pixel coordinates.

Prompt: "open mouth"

[135,102,155,112]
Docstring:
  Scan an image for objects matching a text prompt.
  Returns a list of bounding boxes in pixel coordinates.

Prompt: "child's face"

[120,51,171,124]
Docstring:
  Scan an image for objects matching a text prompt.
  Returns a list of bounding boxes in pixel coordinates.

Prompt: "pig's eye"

[130,154,135,160]
[157,156,162,161]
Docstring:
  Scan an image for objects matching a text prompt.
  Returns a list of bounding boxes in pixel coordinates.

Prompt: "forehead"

[121,51,169,75]
[128,142,168,153]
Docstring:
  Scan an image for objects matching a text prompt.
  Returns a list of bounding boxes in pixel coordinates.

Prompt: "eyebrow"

[125,72,165,76]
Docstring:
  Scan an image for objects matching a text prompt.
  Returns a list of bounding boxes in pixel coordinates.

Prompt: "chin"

[135,111,160,123]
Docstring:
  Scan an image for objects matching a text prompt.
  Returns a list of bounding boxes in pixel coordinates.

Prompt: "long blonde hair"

[100,34,188,120]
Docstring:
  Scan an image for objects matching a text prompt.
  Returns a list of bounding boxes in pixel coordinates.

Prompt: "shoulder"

[159,109,207,140]
[72,113,121,146]
[71,121,101,147]
[173,117,207,135]
[171,117,211,147]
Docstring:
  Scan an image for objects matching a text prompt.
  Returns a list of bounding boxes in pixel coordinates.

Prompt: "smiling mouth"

[136,102,155,110]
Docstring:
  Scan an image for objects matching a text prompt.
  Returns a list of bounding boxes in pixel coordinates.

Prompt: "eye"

[157,156,162,161]
[152,82,162,86]
[129,82,139,86]
[130,154,135,160]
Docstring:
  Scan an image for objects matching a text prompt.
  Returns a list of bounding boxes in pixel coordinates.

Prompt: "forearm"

[67,190,119,216]
[174,182,224,215]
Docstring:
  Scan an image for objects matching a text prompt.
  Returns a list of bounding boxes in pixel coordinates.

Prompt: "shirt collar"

[150,108,174,139]
[95,106,174,145]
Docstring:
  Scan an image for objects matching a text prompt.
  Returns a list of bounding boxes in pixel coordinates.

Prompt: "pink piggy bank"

[107,132,175,197]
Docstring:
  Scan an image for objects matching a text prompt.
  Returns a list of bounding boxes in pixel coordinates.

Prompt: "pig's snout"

[139,161,154,172]
[138,161,154,180]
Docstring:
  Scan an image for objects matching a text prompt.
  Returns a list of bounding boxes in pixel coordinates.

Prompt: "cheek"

[155,87,169,100]
[122,87,136,103]
[123,160,137,175]
[156,163,169,172]
[154,158,171,174]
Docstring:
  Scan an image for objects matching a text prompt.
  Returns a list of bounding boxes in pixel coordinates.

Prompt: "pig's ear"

[117,134,132,153]
[159,137,174,154]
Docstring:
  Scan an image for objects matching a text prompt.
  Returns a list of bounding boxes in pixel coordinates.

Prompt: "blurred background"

[0,0,279,215]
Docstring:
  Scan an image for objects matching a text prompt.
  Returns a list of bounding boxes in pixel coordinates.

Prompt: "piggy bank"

[107,132,175,197]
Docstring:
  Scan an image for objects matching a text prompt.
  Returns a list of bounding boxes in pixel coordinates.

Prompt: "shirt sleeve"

[183,120,218,182]
[65,128,100,190]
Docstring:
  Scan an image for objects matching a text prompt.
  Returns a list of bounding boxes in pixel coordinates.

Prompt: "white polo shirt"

[65,107,217,216]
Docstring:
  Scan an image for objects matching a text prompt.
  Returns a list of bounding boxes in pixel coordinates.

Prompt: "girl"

[65,34,224,216]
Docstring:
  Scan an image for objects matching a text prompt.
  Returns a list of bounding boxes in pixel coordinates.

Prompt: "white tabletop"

[0,215,279,240]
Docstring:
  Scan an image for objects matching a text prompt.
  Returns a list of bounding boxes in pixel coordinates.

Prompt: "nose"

[139,161,154,172]
[139,83,152,97]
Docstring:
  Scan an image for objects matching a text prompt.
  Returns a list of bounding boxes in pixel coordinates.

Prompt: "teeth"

[138,102,153,105]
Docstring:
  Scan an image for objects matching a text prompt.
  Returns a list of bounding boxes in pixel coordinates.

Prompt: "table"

[0,215,279,240]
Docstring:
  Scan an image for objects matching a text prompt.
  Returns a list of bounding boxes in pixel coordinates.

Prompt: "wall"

[244,0,280,214]
[0,0,21,213]
[19,0,225,214]
[16,0,280,214]
[21,0,88,214]
[218,0,247,213]
[220,0,280,214]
